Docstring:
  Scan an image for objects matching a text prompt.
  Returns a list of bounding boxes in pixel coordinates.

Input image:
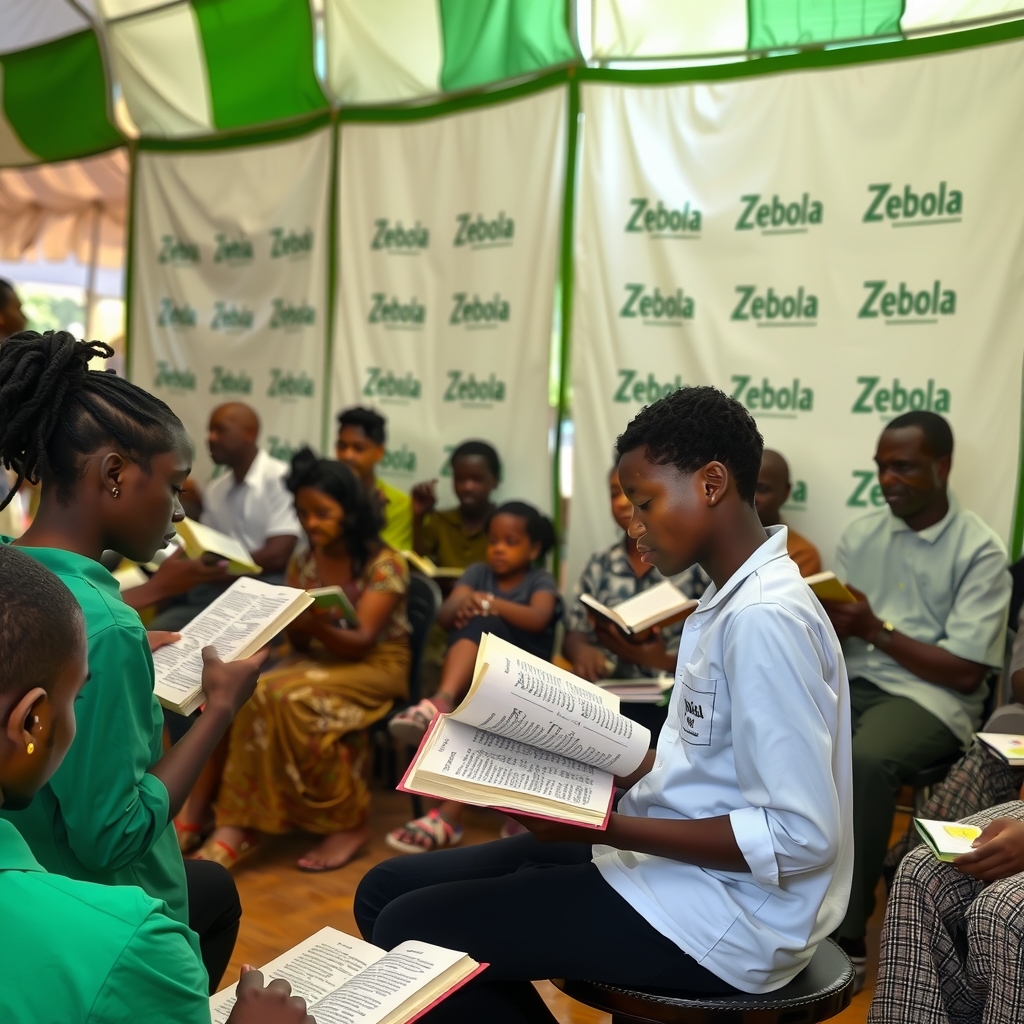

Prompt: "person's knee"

[968,879,1024,936]
[355,860,413,941]
[894,846,947,893]
[188,859,241,931]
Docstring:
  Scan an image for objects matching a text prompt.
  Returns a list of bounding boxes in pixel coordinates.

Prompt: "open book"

[399,633,651,827]
[402,550,464,579]
[308,585,359,627]
[915,818,982,862]
[152,577,312,715]
[209,927,484,1024]
[580,580,697,635]
[804,571,857,603]
[977,732,1024,766]
[175,517,261,575]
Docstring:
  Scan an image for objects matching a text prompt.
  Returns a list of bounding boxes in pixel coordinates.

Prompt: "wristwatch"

[481,593,494,615]
[875,620,896,645]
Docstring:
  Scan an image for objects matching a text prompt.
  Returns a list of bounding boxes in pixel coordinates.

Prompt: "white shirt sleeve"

[724,604,844,888]
[262,471,300,539]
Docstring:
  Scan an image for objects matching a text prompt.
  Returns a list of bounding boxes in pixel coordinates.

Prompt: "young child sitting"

[387,500,558,853]
[355,386,852,1023]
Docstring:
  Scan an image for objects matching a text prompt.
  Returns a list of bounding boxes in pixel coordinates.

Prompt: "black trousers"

[184,858,241,993]
[354,833,734,1023]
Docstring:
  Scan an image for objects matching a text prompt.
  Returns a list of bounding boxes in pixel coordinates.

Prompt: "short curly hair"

[616,386,763,506]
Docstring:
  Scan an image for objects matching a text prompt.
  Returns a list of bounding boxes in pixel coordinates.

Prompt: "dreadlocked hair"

[0,331,187,510]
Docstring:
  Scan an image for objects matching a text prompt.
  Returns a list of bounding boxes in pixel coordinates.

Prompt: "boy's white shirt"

[592,526,853,994]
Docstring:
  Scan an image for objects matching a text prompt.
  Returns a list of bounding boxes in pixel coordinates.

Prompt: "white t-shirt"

[593,526,853,994]
[201,449,300,553]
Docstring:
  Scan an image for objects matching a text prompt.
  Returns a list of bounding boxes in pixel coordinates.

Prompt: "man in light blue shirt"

[820,411,1010,987]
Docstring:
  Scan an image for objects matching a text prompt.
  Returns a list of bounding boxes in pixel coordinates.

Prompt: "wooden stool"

[552,939,854,1024]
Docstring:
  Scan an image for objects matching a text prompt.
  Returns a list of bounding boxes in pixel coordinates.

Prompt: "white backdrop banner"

[332,87,566,512]
[568,38,1024,587]
[130,126,332,484]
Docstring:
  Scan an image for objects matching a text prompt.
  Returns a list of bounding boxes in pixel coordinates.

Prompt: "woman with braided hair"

[0,330,268,991]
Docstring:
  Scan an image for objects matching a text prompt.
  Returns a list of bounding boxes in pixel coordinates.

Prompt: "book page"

[914,818,981,858]
[977,732,1024,762]
[209,928,386,1022]
[178,518,259,572]
[309,942,470,1024]
[152,577,308,704]
[451,634,649,775]
[611,581,693,631]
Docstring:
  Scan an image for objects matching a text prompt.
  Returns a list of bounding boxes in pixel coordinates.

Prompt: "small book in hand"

[399,633,651,828]
[402,550,464,579]
[175,517,261,575]
[914,818,982,862]
[976,732,1024,766]
[804,571,857,603]
[152,577,312,716]
[308,585,359,627]
[209,926,484,1024]
[580,580,697,635]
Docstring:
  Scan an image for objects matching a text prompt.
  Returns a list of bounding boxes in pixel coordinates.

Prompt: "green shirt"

[417,505,491,569]
[0,819,209,1024]
[378,479,413,552]
[0,542,187,923]
[836,494,1011,745]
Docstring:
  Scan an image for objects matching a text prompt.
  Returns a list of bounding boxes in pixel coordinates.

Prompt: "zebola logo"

[735,193,823,234]
[614,369,689,404]
[368,293,425,330]
[858,280,956,324]
[449,292,510,328]
[363,367,422,402]
[863,182,962,226]
[731,285,818,326]
[210,302,254,331]
[444,370,506,405]
[372,219,429,254]
[852,376,950,416]
[157,298,196,328]
[847,470,886,509]
[210,366,252,395]
[213,233,253,264]
[619,284,694,325]
[381,445,417,474]
[784,481,808,510]
[268,369,314,399]
[270,299,316,330]
[154,360,196,391]
[266,436,299,463]
[453,211,514,249]
[625,198,701,238]
[270,227,313,258]
[158,235,199,265]
[731,374,813,416]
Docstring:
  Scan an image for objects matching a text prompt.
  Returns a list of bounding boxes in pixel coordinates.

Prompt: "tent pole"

[84,201,101,340]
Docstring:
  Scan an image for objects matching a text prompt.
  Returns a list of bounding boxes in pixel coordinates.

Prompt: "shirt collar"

[888,491,959,544]
[3,541,120,600]
[234,448,271,490]
[696,525,790,613]
[0,819,46,873]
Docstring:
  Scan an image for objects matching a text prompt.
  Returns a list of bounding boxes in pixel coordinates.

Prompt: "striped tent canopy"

[1,0,1022,167]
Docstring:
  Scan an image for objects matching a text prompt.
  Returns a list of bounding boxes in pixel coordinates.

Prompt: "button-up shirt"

[593,527,853,993]
[837,494,1010,745]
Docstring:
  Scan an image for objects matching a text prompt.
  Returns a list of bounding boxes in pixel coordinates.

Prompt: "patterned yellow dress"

[214,547,410,835]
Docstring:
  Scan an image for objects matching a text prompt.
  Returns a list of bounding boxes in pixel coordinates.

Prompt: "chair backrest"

[406,574,442,704]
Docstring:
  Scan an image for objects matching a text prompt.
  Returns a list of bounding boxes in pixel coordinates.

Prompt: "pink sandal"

[385,809,463,855]
[388,698,441,746]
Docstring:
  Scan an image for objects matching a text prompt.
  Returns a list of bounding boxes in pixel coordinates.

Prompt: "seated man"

[335,406,412,551]
[754,448,820,576]
[0,278,27,344]
[820,410,1010,989]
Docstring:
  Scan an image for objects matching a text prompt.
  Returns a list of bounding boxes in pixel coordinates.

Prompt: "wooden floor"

[219,787,906,1023]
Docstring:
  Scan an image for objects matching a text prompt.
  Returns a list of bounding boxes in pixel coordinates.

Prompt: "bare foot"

[297,825,370,872]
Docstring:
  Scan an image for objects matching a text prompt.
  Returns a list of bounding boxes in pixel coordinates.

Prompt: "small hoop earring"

[111,487,120,498]
[26,743,35,755]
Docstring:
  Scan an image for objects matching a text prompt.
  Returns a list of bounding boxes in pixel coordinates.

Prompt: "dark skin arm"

[121,548,231,610]
[287,588,401,660]
[592,619,677,675]
[250,534,298,575]
[440,583,557,632]
[821,585,988,695]
[562,630,611,682]
[953,818,1024,881]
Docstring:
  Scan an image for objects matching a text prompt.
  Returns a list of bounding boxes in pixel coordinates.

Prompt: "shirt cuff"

[938,636,1001,669]
[139,771,172,828]
[730,806,780,887]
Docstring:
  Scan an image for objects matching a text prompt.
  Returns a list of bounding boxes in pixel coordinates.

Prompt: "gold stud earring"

[26,743,35,755]
[111,487,120,498]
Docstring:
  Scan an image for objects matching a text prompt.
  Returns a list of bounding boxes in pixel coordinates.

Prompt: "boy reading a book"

[356,386,853,1021]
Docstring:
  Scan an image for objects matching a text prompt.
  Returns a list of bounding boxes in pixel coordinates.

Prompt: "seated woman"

[387,501,558,853]
[195,449,411,873]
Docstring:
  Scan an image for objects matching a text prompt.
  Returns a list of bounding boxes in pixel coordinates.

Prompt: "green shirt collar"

[3,541,120,598]
[0,819,45,872]
[888,491,960,544]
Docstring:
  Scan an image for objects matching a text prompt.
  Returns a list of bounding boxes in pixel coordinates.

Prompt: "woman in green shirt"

[0,331,268,990]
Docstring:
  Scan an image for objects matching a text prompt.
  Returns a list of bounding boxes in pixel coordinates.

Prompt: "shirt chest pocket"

[677,669,719,747]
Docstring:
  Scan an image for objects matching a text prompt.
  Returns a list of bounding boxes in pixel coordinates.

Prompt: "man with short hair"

[820,410,1011,990]
[335,406,412,551]
[0,279,26,343]
[754,449,821,576]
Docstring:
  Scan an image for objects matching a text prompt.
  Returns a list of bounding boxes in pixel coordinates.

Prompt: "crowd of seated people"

[1,327,1020,1024]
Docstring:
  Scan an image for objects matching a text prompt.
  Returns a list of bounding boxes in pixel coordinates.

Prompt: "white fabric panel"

[106,4,213,137]
[903,1,1024,31]
[323,0,443,103]
[0,0,92,55]
[590,0,749,58]
[0,65,38,166]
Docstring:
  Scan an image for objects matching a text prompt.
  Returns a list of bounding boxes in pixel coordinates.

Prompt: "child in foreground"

[0,545,312,1024]
[356,386,853,1023]
[387,501,558,853]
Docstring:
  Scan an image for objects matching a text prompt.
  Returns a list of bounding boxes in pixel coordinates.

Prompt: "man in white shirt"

[352,386,852,1020]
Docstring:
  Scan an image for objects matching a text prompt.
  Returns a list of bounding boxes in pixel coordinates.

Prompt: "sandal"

[385,809,463,855]
[388,698,441,746]
[174,819,213,855]
[193,831,260,870]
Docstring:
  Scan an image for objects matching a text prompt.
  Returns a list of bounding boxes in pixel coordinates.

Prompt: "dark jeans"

[185,858,241,993]
[448,613,556,662]
[355,833,734,1023]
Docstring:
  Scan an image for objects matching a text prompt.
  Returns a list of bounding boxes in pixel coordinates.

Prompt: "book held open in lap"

[580,580,697,635]
[914,818,982,862]
[976,732,1024,765]
[209,927,484,1024]
[399,633,652,828]
[175,517,261,575]
[152,577,312,715]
